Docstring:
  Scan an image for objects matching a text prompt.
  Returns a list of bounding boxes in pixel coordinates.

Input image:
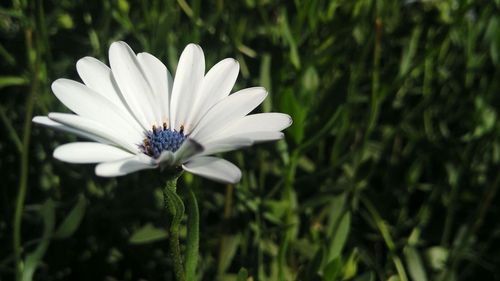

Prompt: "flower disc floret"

[141,125,186,158]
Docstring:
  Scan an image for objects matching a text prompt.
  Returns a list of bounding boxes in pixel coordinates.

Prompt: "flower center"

[140,123,186,158]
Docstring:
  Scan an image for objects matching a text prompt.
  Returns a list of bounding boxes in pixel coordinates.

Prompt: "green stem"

[168,227,184,281]
[184,186,199,280]
[163,174,186,281]
[278,150,299,281]
[367,15,382,136]
[361,196,409,281]
[13,3,39,280]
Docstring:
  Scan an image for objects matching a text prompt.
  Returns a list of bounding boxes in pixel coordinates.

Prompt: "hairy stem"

[168,227,184,281]
[163,174,185,281]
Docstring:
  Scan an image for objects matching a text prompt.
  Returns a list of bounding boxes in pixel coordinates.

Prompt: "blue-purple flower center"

[140,124,186,158]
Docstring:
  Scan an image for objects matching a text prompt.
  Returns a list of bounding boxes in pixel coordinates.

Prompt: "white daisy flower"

[33,41,292,184]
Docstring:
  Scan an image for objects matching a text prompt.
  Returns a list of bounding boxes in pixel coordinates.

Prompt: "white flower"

[33,41,292,184]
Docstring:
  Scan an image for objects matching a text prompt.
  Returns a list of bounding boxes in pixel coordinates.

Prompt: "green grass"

[1,0,500,280]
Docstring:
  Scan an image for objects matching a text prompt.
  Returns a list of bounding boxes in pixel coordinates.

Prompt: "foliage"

[1,0,500,280]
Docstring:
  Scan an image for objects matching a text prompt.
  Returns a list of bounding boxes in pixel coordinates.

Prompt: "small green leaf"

[341,248,358,280]
[218,235,241,275]
[326,194,346,235]
[0,76,28,89]
[404,247,428,281]
[263,200,289,223]
[237,44,257,58]
[387,276,401,281]
[399,27,422,76]
[185,188,200,281]
[323,257,341,281]
[306,247,325,278]
[54,195,86,239]
[236,268,249,281]
[328,212,351,260]
[280,90,307,144]
[302,66,319,94]
[58,13,74,29]
[118,0,130,13]
[259,53,272,112]
[129,223,168,244]
[22,199,55,281]
[426,246,448,271]
[279,9,301,69]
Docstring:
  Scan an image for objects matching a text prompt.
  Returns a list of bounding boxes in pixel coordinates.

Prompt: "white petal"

[182,156,241,184]
[53,142,134,163]
[109,41,160,128]
[173,138,204,164]
[48,113,139,153]
[200,132,284,156]
[33,116,109,144]
[51,79,142,141]
[186,58,239,129]
[189,87,267,140]
[170,44,205,131]
[76,57,124,108]
[76,56,143,133]
[200,136,253,156]
[95,155,156,177]
[200,113,292,143]
[137,52,173,123]
[237,131,285,142]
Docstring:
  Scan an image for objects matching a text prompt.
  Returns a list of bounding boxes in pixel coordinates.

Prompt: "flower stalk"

[163,174,186,281]
[162,172,200,281]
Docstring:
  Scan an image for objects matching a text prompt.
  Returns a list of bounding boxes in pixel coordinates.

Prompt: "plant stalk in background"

[13,1,41,280]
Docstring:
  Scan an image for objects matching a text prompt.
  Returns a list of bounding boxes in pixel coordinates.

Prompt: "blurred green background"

[1,0,500,280]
